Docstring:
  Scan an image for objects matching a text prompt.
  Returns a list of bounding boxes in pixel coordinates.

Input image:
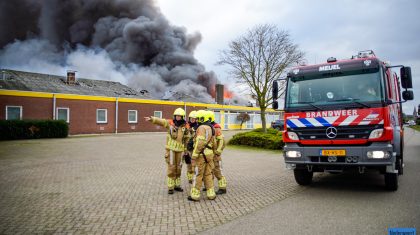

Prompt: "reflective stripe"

[206,188,216,199]
[339,115,358,126]
[190,188,201,200]
[359,114,379,125]
[288,119,305,128]
[166,138,185,152]
[175,178,181,186]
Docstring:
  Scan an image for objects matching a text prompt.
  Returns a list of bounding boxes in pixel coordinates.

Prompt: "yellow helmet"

[173,108,185,118]
[189,110,197,119]
[207,110,215,122]
[195,110,206,123]
[201,110,212,123]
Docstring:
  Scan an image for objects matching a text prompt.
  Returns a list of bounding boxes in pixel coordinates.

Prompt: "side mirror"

[401,67,413,89]
[273,81,279,100]
[402,90,414,101]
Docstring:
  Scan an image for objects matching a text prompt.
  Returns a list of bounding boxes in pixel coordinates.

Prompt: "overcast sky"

[157,0,420,114]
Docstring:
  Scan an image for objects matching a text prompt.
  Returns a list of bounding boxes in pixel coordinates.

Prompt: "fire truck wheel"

[396,157,403,175]
[384,172,398,191]
[293,169,313,185]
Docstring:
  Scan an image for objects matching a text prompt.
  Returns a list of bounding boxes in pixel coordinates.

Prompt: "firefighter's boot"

[188,188,200,201]
[167,177,175,194]
[206,188,216,200]
[174,178,183,192]
[216,176,227,194]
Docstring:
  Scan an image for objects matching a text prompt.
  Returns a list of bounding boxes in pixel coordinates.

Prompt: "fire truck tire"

[384,172,398,191]
[294,169,313,185]
[397,142,404,175]
[396,157,403,175]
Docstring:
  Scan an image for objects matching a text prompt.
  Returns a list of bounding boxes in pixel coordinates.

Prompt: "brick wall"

[56,99,116,135]
[0,95,206,134]
[0,95,52,120]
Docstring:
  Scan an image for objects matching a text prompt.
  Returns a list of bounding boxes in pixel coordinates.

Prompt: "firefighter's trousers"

[190,154,215,200]
[186,151,194,182]
[165,149,183,189]
[213,155,227,190]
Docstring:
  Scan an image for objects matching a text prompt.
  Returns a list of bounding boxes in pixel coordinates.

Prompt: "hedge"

[0,120,69,140]
[228,128,284,150]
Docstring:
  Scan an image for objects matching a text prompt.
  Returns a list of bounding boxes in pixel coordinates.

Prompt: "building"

[0,69,282,135]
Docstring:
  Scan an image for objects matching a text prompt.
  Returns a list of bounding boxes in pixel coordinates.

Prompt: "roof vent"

[327,57,337,63]
[66,70,76,85]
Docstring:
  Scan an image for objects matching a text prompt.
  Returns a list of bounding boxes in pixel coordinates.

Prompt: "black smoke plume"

[0,0,218,102]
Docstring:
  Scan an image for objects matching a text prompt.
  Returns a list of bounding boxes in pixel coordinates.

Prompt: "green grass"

[409,125,420,131]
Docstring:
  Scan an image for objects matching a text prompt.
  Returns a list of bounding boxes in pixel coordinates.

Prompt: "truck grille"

[291,124,383,140]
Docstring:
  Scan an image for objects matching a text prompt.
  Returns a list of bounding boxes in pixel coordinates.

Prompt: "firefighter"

[144,108,190,194]
[185,110,198,184]
[188,110,216,201]
[208,110,227,194]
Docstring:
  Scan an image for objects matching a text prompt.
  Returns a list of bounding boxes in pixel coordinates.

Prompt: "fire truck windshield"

[285,70,384,110]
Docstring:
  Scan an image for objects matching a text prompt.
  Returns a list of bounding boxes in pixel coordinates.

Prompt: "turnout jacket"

[192,124,215,159]
[150,117,190,152]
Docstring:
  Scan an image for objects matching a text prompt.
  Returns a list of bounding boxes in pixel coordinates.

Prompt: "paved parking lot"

[0,132,303,234]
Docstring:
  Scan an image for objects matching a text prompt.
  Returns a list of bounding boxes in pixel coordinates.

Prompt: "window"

[56,108,70,123]
[253,114,261,124]
[247,114,254,129]
[128,110,138,123]
[224,113,229,129]
[214,112,221,124]
[97,109,107,123]
[286,71,383,109]
[229,113,242,124]
[6,106,22,120]
[154,111,162,119]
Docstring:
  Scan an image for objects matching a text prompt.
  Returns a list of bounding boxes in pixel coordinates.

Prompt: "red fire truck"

[272,50,414,190]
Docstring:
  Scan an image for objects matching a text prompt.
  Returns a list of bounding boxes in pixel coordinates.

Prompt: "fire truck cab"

[272,50,414,191]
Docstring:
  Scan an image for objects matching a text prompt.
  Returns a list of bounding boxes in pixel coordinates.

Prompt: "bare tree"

[218,24,304,132]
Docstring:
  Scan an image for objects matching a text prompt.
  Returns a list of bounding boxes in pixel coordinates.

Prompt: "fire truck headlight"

[367,151,390,159]
[286,151,302,158]
[287,132,299,140]
[369,129,384,139]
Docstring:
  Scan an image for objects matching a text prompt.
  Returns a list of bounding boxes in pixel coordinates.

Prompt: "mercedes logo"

[326,127,338,139]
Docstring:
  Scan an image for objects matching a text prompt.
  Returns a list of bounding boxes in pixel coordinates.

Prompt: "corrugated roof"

[0,69,149,98]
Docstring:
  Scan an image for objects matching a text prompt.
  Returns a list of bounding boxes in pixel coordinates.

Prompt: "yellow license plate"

[320,150,346,156]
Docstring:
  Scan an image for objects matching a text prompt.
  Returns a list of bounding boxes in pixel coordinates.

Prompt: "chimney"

[215,84,224,105]
[66,70,76,85]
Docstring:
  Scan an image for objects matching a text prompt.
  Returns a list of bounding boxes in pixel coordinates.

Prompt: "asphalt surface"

[202,128,420,235]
